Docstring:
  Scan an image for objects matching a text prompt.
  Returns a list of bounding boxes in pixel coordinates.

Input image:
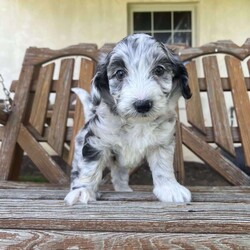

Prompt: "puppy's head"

[92,34,191,119]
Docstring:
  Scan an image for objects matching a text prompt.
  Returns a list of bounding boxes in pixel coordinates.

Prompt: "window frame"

[128,3,197,46]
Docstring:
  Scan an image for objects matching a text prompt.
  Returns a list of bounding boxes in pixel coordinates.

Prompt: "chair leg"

[8,144,24,180]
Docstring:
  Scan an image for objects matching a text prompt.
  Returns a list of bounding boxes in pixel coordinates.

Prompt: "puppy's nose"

[133,100,153,113]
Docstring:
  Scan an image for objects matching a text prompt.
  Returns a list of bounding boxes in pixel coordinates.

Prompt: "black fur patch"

[173,63,192,99]
[82,130,101,162]
[71,171,79,181]
[72,185,86,190]
[92,94,101,106]
[93,69,118,115]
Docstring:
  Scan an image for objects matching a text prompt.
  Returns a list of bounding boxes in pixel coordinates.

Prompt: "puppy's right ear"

[91,55,117,113]
[93,63,109,94]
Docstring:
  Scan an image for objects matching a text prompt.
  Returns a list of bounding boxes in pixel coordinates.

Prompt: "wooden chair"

[0,44,98,184]
[174,39,250,185]
[1,40,250,185]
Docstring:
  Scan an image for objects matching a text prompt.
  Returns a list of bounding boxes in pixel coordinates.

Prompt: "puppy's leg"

[147,142,191,203]
[110,163,133,192]
[65,159,105,205]
[65,133,105,205]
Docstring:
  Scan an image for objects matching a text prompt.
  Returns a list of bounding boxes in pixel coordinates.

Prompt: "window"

[129,4,196,46]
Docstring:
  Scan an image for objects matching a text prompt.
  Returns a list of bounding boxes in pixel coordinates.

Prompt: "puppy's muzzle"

[133,100,153,113]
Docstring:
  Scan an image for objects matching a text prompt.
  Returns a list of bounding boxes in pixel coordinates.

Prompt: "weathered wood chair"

[0,40,250,248]
[2,40,250,185]
[174,39,250,185]
[0,44,98,183]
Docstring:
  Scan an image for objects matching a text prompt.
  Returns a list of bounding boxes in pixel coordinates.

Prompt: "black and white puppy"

[65,34,192,205]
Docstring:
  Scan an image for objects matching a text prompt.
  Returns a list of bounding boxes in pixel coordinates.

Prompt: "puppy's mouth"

[121,107,159,121]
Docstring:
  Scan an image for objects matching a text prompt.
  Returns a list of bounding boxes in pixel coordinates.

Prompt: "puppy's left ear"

[174,62,192,99]
[161,44,192,99]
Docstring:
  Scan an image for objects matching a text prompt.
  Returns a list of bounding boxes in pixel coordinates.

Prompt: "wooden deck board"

[0,185,249,248]
[1,230,249,249]
[0,187,250,203]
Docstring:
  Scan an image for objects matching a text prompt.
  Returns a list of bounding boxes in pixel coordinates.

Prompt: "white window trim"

[128,3,197,46]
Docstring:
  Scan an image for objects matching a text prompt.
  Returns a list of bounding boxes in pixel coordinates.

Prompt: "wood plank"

[179,39,250,61]
[0,199,249,234]
[182,125,250,185]
[225,56,250,167]
[48,59,74,155]
[10,77,250,92]
[185,61,206,133]
[0,181,67,189]
[0,230,249,249]
[29,63,54,134]
[18,125,69,185]
[23,43,98,66]
[67,58,94,165]
[1,125,242,144]
[0,181,249,193]
[0,65,34,180]
[182,126,241,143]
[199,77,250,91]
[174,117,185,184]
[203,56,235,156]
[248,58,250,74]
[0,188,250,203]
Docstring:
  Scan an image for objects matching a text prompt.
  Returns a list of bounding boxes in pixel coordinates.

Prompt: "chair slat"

[48,59,74,155]
[29,63,54,135]
[0,66,34,180]
[185,61,206,134]
[18,125,69,184]
[174,119,184,184]
[10,77,250,93]
[225,56,250,167]
[182,125,250,185]
[67,59,95,165]
[203,56,235,156]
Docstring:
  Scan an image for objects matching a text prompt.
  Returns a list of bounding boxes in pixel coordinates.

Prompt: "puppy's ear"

[93,57,109,95]
[161,44,192,100]
[91,55,117,113]
[174,62,192,99]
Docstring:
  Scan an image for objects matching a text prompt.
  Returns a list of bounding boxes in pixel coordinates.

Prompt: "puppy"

[65,34,192,205]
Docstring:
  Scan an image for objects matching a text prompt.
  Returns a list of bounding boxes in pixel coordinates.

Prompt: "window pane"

[174,11,191,30]
[134,12,151,31]
[153,12,171,30]
[174,32,192,45]
[154,32,172,44]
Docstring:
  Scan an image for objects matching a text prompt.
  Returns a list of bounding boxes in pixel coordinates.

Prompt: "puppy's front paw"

[153,182,191,203]
[64,188,96,205]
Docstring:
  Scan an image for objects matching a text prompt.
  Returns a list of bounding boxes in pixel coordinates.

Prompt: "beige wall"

[0,0,250,93]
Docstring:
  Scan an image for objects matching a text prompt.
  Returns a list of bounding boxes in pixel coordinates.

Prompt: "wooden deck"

[0,182,249,249]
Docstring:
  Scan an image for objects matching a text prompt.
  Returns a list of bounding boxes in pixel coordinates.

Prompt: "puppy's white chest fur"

[109,116,176,168]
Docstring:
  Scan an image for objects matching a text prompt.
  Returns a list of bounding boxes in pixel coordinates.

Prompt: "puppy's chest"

[112,122,172,167]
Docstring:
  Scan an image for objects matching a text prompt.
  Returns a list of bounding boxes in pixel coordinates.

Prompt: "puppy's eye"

[115,70,126,80]
[154,66,165,76]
